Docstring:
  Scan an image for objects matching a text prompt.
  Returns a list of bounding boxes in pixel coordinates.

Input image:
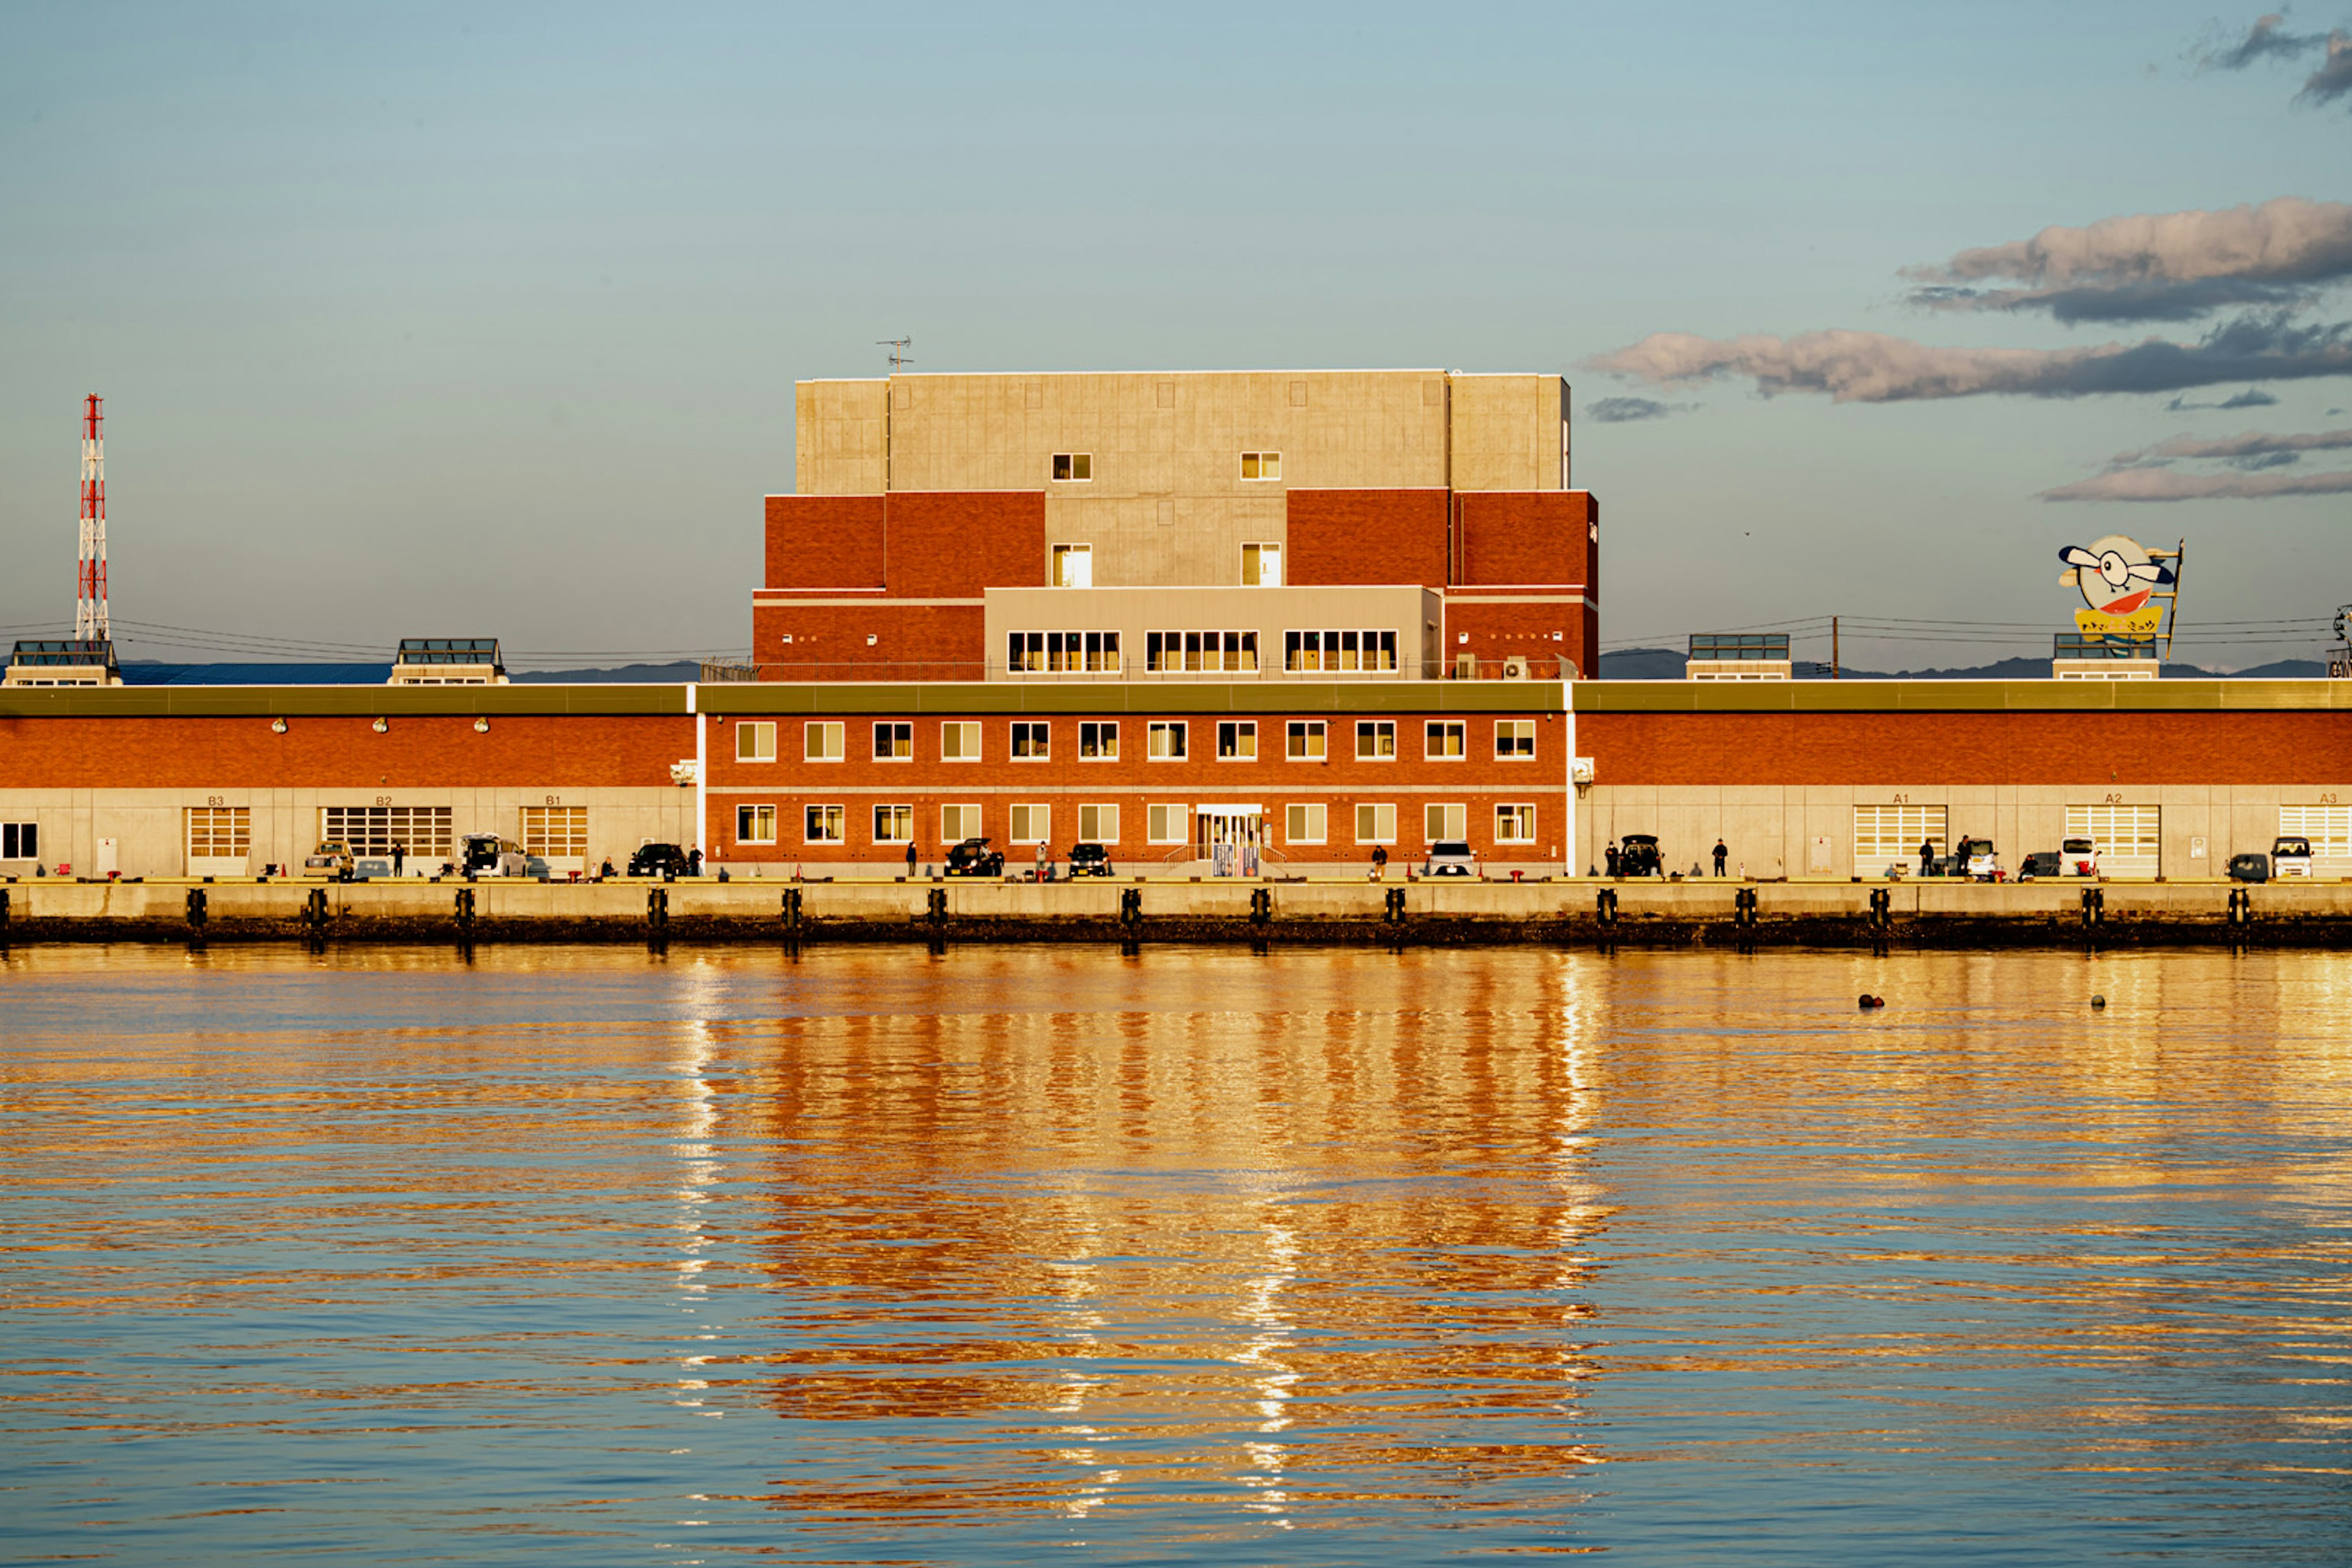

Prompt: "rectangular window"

[1008,631,1043,673]
[736,721,777,763]
[1078,804,1120,843]
[1148,802,1188,843]
[941,804,982,842]
[1011,720,1050,760]
[1496,719,1537,759]
[1080,721,1119,760]
[873,722,912,761]
[736,804,777,845]
[184,807,248,869]
[1146,630,1259,673]
[804,805,845,843]
[941,722,981,762]
[1051,453,1093,482]
[1356,720,1396,760]
[1355,802,1396,845]
[1009,804,1050,845]
[1286,720,1326,760]
[1149,721,1187,760]
[321,806,454,860]
[0,821,36,860]
[873,804,913,844]
[1425,802,1467,843]
[804,722,844,763]
[1240,450,1282,480]
[1285,802,1327,844]
[2280,804,2352,859]
[1011,630,1120,673]
[1216,720,1257,760]
[2067,803,2162,878]
[1853,805,1947,869]
[1425,720,1466,759]
[1242,542,1282,586]
[1285,630,1399,673]
[1051,543,1092,588]
[1495,804,1536,844]
[519,805,588,861]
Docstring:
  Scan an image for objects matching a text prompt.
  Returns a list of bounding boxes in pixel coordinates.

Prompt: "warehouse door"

[1853,804,1945,876]
[2278,804,2352,876]
[186,806,251,878]
[322,806,454,870]
[2066,804,2160,880]
[520,806,589,874]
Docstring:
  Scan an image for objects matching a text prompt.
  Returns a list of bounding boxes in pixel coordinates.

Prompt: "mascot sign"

[2058,535,2180,647]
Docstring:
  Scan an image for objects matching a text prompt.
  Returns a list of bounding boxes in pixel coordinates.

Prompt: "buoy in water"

[1858,994,1885,1009]
[2090,995,2106,1009]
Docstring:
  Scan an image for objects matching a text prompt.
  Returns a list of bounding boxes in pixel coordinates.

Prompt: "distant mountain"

[509,662,703,684]
[1596,647,2330,681]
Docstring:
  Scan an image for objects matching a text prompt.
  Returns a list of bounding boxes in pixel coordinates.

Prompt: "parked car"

[2062,837,2099,877]
[2228,852,2271,883]
[1423,840,1477,877]
[303,839,355,880]
[1068,842,1115,877]
[2272,835,2314,878]
[1618,834,1662,878]
[628,842,692,878]
[353,856,393,880]
[1957,836,2002,881]
[945,837,1006,877]
[460,834,530,878]
[2019,851,2063,880]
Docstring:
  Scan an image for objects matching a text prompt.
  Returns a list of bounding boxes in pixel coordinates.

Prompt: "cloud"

[1903,198,2352,322]
[2042,466,2352,501]
[2304,31,2352,104]
[1583,396,1682,423]
[2165,386,2280,409]
[2106,426,2352,465]
[2196,13,2323,71]
[1590,312,2352,402]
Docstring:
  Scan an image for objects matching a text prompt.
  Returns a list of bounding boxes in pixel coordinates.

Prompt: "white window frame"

[1425,720,1466,760]
[1148,721,1187,761]
[1285,802,1327,845]
[1011,720,1050,760]
[1242,541,1282,586]
[873,722,912,761]
[941,721,982,763]
[1147,802,1188,844]
[736,804,777,845]
[1239,450,1282,481]
[1077,804,1120,844]
[1355,802,1397,845]
[1356,720,1396,761]
[804,804,845,843]
[1147,630,1260,674]
[1425,802,1467,843]
[1079,721,1119,761]
[1050,453,1093,483]
[0,821,37,861]
[1286,720,1326,761]
[940,804,982,842]
[1495,804,1537,845]
[1009,803,1051,845]
[1495,719,1537,760]
[1216,720,1257,761]
[804,722,844,763]
[872,804,913,844]
[1051,543,1092,588]
[736,721,777,763]
[1286,630,1400,674]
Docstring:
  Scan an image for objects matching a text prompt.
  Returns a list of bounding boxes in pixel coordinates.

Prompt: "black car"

[628,842,692,878]
[2019,851,2063,880]
[1618,834,1662,877]
[944,837,1006,877]
[1068,843,1115,877]
[2228,852,2270,883]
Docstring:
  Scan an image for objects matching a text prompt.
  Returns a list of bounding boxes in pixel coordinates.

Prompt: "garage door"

[520,806,589,873]
[323,806,454,864]
[2279,804,2351,876]
[186,806,250,878]
[2066,804,2160,879]
[1854,804,1946,875]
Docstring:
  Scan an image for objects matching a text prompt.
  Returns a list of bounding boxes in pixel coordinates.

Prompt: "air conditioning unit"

[1571,757,1596,785]
[1502,655,1530,680]
[669,760,699,787]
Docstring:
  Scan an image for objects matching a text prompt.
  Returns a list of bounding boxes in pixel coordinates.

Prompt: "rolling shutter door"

[186,806,251,876]
[2278,804,2351,875]
[2065,804,2160,880]
[1853,804,1946,873]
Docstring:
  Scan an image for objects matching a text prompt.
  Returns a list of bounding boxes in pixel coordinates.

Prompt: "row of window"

[1002,626,1406,674]
[1049,452,1281,484]
[736,801,1541,846]
[738,718,1540,764]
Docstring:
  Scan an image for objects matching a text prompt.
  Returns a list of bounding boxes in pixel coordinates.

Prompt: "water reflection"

[0,944,2345,1564]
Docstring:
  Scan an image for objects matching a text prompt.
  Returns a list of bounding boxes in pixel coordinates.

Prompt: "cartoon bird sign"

[2058,535,2173,639]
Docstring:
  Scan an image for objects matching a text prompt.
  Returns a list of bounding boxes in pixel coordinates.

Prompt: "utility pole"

[77,394,108,642]
[1831,616,1839,680]
[877,337,912,372]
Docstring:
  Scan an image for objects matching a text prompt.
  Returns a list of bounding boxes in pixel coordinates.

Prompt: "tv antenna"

[878,337,913,372]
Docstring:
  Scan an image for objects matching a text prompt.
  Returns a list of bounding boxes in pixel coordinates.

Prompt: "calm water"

[2,944,2348,1566]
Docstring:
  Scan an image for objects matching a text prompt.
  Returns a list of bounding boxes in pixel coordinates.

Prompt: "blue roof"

[121,662,392,686]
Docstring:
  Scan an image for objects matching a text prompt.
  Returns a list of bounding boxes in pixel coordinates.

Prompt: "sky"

[2,1,2348,673]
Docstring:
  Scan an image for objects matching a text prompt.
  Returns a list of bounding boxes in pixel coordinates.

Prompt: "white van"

[459,834,530,878]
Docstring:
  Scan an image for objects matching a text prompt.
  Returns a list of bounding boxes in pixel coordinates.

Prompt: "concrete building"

[755,370,1599,684]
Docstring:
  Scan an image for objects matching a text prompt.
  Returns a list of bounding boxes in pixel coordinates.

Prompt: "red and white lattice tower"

[76,394,108,641]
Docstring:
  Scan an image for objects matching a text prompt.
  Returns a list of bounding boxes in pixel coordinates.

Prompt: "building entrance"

[1193,805,1264,877]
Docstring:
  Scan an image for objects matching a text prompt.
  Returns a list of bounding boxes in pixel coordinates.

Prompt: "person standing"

[1713,839,1728,878]
[392,841,405,878]
[1605,840,1621,879]
[688,846,703,878]
[1035,840,1047,882]
[1371,843,1389,881]
[905,840,918,879]
[1918,837,1935,878]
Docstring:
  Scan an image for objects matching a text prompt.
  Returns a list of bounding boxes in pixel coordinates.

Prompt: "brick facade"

[1284,488,1450,588]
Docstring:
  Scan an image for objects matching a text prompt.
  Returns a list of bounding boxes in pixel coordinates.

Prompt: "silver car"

[1423,840,1477,878]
